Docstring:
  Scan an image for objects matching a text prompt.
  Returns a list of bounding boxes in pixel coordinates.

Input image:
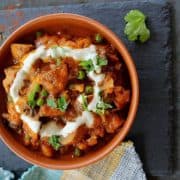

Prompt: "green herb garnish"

[124,9,150,43]
[79,59,94,72]
[57,96,68,112]
[27,83,41,108]
[74,147,81,157]
[40,89,48,98]
[96,56,108,66]
[81,94,88,110]
[36,89,48,107]
[77,70,86,80]
[95,33,103,43]
[96,101,113,114]
[48,135,61,151]
[85,85,93,94]
[47,98,57,108]
[36,98,44,106]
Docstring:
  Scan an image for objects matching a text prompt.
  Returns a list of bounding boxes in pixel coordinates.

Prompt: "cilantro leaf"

[48,135,61,151]
[57,96,68,112]
[27,84,41,108]
[95,33,103,43]
[96,56,108,66]
[47,98,57,108]
[124,9,150,43]
[82,94,88,111]
[77,70,86,80]
[85,85,93,94]
[96,101,113,114]
[79,59,94,72]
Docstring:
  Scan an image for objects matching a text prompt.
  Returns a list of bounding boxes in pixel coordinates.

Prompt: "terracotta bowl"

[0,13,139,169]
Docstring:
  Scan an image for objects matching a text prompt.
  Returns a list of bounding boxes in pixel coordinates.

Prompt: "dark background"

[0,0,179,179]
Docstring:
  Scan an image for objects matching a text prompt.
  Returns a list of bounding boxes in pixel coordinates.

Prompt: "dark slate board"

[0,0,173,177]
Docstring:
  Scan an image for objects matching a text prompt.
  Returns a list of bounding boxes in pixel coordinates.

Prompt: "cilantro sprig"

[96,56,108,66]
[57,96,69,112]
[124,9,150,43]
[96,100,113,115]
[48,135,61,151]
[47,96,69,112]
[79,59,94,72]
[81,94,88,111]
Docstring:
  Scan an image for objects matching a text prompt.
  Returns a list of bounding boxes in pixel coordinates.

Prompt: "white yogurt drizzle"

[40,111,94,137]
[9,44,105,137]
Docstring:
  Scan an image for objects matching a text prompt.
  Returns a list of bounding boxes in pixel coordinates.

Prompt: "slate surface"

[0,0,173,177]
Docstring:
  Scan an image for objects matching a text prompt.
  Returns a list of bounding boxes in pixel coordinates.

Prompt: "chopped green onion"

[48,135,61,151]
[96,56,108,66]
[77,70,86,80]
[27,84,41,108]
[79,59,94,72]
[95,33,103,43]
[36,31,42,38]
[74,147,81,157]
[47,98,57,108]
[40,89,48,98]
[85,85,93,94]
[96,101,113,114]
[33,84,41,92]
[81,94,88,110]
[57,96,68,112]
[36,98,44,106]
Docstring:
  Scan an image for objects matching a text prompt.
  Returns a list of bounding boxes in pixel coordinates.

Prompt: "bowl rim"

[0,13,139,169]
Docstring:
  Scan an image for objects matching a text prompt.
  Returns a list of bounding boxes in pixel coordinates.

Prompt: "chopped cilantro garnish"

[96,101,113,114]
[85,85,93,94]
[40,89,48,98]
[124,9,150,43]
[79,59,94,72]
[27,84,41,108]
[77,70,86,80]
[57,96,68,112]
[81,94,88,111]
[95,33,103,43]
[36,98,44,106]
[47,98,57,108]
[96,56,108,66]
[48,135,61,151]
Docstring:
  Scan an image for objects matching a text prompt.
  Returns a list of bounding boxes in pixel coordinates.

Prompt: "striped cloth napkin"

[0,141,146,180]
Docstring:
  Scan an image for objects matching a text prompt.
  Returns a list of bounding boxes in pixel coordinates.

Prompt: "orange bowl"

[0,13,139,169]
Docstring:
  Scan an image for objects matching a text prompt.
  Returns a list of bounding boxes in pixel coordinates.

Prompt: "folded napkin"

[0,141,146,180]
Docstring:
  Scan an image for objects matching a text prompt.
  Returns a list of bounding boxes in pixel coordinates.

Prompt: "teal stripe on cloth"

[19,166,62,180]
[0,167,14,180]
